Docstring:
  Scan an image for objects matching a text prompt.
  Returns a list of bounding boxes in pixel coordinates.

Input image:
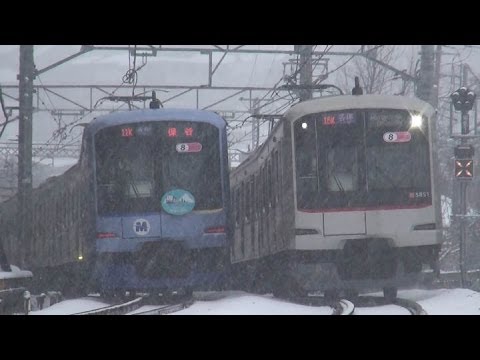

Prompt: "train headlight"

[411,115,422,128]
[301,122,308,129]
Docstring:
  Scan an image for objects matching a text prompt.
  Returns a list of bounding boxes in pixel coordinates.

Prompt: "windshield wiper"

[332,174,346,194]
[124,170,141,198]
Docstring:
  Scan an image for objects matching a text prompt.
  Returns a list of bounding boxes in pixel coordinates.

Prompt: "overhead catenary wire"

[38,45,153,159]
[0,84,15,140]
[31,45,406,162]
[229,45,334,148]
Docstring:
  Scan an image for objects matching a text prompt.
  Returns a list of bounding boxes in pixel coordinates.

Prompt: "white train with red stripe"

[229,93,442,300]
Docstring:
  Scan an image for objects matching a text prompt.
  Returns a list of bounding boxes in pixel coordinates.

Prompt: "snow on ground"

[173,292,332,315]
[30,297,109,315]
[29,288,480,315]
[349,302,409,315]
[400,288,480,315]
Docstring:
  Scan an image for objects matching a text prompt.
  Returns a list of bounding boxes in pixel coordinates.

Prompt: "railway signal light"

[455,159,474,179]
[454,145,474,180]
[451,87,476,112]
[451,88,477,288]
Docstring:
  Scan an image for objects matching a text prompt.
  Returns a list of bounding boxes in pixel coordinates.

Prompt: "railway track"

[393,298,427,315]
[282,295,355,315]
[73,295,195,315]
[74,296,145,315]
[331,299,355,315]
[130,298,195,315]
[40,290,426,315]
[278,294,425,315]
[354,296,427,315]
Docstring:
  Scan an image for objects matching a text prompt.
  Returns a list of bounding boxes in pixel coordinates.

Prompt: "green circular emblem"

[161,189,195,215]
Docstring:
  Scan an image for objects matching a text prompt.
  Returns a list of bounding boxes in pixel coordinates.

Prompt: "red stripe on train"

[299,203,432,213]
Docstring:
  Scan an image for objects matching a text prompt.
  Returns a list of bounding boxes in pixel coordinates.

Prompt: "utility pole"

[433,46,442,108]
[416,45,443,277]
[416,45,435,103]
[295,45,313,101]
[17,45,34,268]
[431,46,443,273]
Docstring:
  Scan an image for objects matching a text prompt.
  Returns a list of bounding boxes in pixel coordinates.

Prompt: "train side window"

[272,154,277,207]
[256,173,262,216]
[245,179,251,222]
[235,188,240,226]
[268,158,273,209]
[258,169,262,214]
[73,191,77,223]
[252,176,256,220]
[231,189,236,226]
[79,131,88,169]
[262,166,267,213]
[65,190,70,226]
[55,196,61,240]
[240,182,245,224]
[275,150,280,180]
[274,150,280,205]
[70,190,74,227]
[63,191,68,229]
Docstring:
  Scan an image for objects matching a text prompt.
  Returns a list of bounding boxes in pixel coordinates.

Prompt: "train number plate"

[383,132,411,143]
[176,142,202,153]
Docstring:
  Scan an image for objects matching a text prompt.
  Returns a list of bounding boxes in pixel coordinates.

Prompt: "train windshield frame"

[94,121,223,215]
[294,109,431,210]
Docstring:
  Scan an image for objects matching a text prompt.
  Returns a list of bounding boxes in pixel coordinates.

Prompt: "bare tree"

[337,45,417,96]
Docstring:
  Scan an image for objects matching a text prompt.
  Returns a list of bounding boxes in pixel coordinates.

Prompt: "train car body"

[89,109,230,294]
[0,109,230,295]
[0,155,92,294]
[230,94,441,297]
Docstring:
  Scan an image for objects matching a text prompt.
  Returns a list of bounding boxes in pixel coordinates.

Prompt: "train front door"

[317,111,366,236]
[323,211,366,236]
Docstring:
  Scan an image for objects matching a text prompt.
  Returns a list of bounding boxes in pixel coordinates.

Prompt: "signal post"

[450,87,477,287]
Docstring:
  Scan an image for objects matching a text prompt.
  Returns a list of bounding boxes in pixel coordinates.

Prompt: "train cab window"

[95,121,223,215]
[294,117,318,208]
[326,146,359,192]
[294,117,317,178]
[294,108,431,210]
[366,111,430,191]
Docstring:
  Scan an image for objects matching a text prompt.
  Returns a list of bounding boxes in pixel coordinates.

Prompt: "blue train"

[0,108,231,297]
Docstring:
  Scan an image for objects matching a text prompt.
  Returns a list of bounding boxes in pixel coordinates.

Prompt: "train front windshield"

[94,121,222,215]
[294,109,431,210]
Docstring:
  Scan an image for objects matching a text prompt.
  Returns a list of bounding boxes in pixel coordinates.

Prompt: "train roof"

[86,108,227,135]
[284,95,435,121]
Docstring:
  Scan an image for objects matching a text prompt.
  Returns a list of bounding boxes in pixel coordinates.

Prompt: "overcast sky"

[1,45,478,145]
